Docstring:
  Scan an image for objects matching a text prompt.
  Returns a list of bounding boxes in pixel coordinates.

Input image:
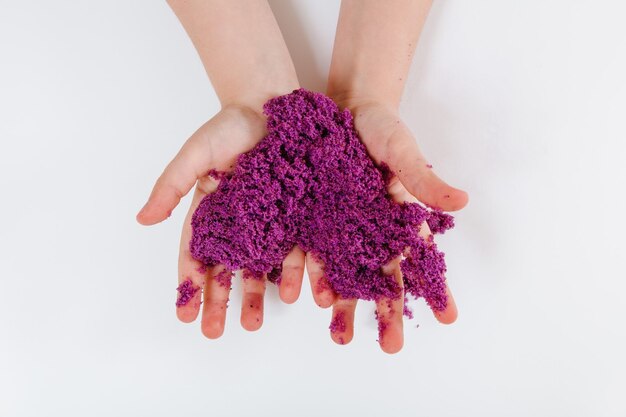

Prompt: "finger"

[418,217,458,324]
[388,180,458,322]
[433,286,458,325]
[387,122,468,211]
[201,265,233,339]
[279,246,305,304]
[137,119,218,225]
[175,278,203,324]
[240,271,266,331]
[375,258,404,354]
[329,298,357,345]
[305,252,336,308]
[175,183,217,323]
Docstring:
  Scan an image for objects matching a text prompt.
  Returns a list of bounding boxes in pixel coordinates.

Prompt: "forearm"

[167,0,299,109]
[327,0,432,109]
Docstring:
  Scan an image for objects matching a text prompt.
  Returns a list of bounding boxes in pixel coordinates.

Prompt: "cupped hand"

[279,100,469,353]
[137,104,276,337]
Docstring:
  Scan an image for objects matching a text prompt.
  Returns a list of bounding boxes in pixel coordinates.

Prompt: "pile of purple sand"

[190,89,454,312]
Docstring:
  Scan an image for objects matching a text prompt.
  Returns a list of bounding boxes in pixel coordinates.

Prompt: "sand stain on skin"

[329,311,347,334]
[176,278,201,307]
[214,269,233,288]
[375,311,389,343]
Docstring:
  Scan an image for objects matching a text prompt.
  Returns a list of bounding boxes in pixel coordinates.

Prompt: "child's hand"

[326,102,465,352]
[302,0,469,353]
[137,0,301,337]
[137,105,274,337]
[347,100,469,211]
[278,100,467,353]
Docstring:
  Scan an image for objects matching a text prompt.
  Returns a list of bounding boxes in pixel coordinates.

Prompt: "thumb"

[387,123,468,211]
[136,127,215,226]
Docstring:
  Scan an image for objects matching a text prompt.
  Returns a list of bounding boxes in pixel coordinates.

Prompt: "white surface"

[1,1,625,416]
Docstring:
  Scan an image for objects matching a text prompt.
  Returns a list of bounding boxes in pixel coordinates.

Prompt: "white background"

[1,1,625,416]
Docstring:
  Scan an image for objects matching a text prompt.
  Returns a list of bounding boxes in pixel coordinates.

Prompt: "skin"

[322,0,467,353]
[137,0,299,335]
[137,0,468,352]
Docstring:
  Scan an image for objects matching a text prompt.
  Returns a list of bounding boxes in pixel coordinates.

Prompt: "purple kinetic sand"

[375,310,388,340]
[403,296,414,319]
[329,311,347,334]
[190,89,453,312]
[426,209,455,235]
[176,279,200,307]
[214,269,233,288]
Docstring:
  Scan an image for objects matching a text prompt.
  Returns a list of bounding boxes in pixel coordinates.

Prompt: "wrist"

[327,41,408,110]
[327,78,402,111]
[328,91,399,118]
[220,80,300,112]
[219,101,265,122]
